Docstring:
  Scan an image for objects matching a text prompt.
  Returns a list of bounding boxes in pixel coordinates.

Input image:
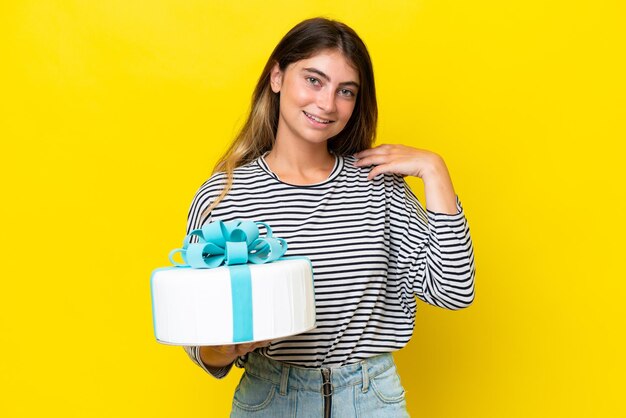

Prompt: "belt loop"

[361,360,369,393]
[279,363,290,396]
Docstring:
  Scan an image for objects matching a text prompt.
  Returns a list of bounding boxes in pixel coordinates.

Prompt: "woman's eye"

[306,77,320,85]
[339,89,355,97]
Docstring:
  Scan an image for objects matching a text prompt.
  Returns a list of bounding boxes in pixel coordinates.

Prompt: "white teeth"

[304,111,331,124]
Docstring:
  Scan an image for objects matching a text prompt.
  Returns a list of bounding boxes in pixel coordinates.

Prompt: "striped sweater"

[183,153,475,378]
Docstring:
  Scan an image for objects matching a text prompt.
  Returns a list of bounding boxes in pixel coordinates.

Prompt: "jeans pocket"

[232,372,276,412]
[370,364,406,404]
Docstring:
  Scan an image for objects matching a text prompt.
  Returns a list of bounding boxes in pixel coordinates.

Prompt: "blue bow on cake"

[167,219,288,343]
[169,220,288,268]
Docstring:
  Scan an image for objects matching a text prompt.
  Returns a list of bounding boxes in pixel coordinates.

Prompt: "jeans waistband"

[242,352,396,394]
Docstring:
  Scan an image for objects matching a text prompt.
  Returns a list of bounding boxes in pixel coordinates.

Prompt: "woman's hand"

[212,340,272,357]
[199,340,272,368]
[354,144,459,214]
[354,144,446,181]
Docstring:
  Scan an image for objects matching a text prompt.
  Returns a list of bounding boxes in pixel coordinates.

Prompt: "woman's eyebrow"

[301,67,360,88]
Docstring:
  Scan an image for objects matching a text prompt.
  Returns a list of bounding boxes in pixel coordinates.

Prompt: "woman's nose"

[316,89,337,113]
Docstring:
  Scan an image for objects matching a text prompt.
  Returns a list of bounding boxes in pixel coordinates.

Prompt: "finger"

[354,154,391,167]
[249,343,266,351]
[246,339,273,353]
[213,345,238,356]
[213,344,231,352]
[233,343,254,355]
[367,164,393,181]
[355,147,406,166]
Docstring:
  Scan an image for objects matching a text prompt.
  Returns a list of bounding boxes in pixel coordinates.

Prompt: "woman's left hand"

[354,144,459,214]
[353,144,447,181]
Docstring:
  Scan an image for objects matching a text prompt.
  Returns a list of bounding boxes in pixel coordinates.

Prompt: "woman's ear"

[270,63,282,93]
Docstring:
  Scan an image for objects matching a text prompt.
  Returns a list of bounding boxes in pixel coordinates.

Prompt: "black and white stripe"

[183,154,475,378]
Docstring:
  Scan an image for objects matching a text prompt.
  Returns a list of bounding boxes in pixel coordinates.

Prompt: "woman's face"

[270,49,360,148]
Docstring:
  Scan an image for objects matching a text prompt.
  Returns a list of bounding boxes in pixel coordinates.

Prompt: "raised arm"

[355,144,475,309]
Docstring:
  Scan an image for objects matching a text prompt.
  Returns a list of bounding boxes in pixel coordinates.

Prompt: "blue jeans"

[230,351,410,417]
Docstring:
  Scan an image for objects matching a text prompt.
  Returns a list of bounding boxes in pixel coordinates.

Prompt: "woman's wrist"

[417,153,447,180]
[421,159,458,214]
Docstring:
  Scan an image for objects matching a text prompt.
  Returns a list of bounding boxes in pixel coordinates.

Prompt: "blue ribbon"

[168,220,287,342]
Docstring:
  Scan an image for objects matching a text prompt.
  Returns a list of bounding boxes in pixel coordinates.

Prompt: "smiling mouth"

[303,111,334,124]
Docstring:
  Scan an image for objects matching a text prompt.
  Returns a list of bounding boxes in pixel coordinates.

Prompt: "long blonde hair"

[203,17,378,218]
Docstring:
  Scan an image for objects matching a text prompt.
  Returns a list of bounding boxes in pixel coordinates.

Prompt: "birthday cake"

[150,220,316,346]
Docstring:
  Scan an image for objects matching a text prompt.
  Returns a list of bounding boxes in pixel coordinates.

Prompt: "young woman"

[183,17,475,417]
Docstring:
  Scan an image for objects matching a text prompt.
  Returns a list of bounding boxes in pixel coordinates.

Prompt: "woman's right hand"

[199,340,272,368]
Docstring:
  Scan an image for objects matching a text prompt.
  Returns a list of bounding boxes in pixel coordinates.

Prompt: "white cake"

[151,257,316,346]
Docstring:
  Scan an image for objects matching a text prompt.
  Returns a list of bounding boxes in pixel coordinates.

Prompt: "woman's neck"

[264,140,336,185]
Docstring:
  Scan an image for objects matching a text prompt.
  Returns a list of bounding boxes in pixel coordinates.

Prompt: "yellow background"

[1,1,624,417]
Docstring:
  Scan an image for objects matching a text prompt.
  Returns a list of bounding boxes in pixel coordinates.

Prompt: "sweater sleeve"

[393,177,476,310]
